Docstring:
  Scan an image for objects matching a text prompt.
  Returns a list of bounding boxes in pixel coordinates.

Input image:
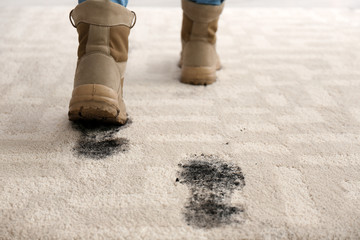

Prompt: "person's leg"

[189,0,224,5]
[179,0,225,85]
[68,0,136,124]
[78,0,128,7]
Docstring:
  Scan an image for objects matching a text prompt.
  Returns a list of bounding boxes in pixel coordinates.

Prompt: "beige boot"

[68,0,136,125]
[180,0,224,85]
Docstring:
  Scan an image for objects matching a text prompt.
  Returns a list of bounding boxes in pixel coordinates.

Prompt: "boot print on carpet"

[177,154,246,228]
[71,119,132,159]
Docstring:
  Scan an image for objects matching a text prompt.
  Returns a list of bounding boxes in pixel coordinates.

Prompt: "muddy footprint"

[72,119,132,159]
[177,154,246,228]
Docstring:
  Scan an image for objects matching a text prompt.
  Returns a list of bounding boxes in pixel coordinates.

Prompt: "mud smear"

[177,154,245,229]
[72,119,132,159]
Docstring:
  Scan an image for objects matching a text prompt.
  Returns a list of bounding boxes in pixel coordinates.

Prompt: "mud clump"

[177,154,246,228]
[72,119,131,159]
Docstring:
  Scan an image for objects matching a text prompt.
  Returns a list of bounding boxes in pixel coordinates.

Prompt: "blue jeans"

[190,0,224,5]
[78,0,128,6]
[78,0,224,7]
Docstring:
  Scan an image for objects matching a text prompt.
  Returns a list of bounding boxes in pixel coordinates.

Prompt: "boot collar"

[70,0,136,28]
[181,0,225,23]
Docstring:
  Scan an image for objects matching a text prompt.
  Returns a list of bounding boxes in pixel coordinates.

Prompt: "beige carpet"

[1,6,360,239]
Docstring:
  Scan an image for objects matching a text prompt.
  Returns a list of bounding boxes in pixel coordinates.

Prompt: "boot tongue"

[181,0,224,23]
[70,0,135,28]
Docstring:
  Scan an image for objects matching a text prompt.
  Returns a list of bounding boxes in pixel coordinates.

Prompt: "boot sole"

[181,66,217,85]
[68,84,127,125]
[180,60,222,86]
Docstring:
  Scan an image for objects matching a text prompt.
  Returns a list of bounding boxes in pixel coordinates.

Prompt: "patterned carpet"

[1,7,360,239]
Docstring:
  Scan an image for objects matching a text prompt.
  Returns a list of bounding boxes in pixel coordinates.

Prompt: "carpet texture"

[1,6,360,239]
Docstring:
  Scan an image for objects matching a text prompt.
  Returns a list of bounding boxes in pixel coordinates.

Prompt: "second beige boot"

[68,0,136,125]
[179,0,224,85]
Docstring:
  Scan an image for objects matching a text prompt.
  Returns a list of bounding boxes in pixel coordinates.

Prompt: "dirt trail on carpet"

[1,7,360,239]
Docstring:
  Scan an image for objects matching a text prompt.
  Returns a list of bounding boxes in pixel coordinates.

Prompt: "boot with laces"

[68,0,136,124]
[179,0,224,85]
